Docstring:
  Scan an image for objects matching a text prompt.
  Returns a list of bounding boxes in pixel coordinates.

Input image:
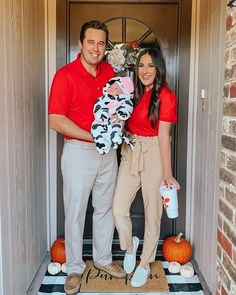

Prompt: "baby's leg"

[91,122,111,154]
[109,122,123,149]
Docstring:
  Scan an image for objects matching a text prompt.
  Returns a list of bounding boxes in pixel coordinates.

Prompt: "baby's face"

[107,82,124,95]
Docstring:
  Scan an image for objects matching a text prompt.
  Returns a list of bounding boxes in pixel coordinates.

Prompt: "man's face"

[79,28,106,67]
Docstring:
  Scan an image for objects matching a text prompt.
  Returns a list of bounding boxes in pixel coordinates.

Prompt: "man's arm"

[49,114,94,142]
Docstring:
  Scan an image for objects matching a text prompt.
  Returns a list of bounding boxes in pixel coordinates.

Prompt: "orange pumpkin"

[51,237,66,264]
[162,233,192,264]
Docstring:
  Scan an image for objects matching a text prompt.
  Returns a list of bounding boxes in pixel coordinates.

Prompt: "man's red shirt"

[48,55,115,140]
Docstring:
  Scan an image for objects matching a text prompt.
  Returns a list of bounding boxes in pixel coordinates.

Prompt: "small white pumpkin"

[180,264,194,278]
[48,262,62,275]
[61,262,67,274]
[168,261,181,273]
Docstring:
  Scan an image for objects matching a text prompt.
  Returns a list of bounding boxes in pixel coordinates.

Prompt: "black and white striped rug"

[38,261,204,294]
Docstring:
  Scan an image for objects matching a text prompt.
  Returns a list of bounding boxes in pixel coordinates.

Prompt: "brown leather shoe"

[64,272,81,295]
[94,261,126,278]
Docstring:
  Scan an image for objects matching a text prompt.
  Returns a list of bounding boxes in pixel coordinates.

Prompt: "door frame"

[46,0,58,247]
[46,0,193,246]
[185,0,199,243]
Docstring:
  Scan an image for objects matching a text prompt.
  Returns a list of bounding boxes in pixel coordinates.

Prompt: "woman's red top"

[127,85,177,136]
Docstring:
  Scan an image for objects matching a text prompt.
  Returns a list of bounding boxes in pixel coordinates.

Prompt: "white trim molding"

[45,0,57,248]
[185,0,200,243]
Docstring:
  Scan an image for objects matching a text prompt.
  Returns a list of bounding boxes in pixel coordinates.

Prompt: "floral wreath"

[105,40,141,77]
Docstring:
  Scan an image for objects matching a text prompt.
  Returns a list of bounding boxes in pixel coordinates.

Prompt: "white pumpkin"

[168,261,181,273]
[48,262,62,275]
[61,263,67,274]
[180,264,194,278]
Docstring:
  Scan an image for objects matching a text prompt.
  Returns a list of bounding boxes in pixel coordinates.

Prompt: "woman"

[113,48,180,287]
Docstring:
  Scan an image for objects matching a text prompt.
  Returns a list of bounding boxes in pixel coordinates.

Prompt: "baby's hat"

[118,77,134,94]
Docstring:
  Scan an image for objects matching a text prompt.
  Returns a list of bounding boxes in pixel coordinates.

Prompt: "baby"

[91,76,134,155]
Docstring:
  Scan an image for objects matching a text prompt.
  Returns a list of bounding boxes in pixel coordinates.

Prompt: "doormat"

[80,260,169,292]
[38,261,205,294]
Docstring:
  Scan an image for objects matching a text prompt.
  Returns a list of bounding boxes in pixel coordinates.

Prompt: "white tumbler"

[159,185,178,219]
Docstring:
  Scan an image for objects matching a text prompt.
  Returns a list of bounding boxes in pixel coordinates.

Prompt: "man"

[49,20,125,295]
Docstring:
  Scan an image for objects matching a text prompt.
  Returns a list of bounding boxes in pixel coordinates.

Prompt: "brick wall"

[217,6,236,295]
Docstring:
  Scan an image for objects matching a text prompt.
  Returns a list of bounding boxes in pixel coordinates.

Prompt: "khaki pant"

[61,139,118,274]
[113,136,163,265]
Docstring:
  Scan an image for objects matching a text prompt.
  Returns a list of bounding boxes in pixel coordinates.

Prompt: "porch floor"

[28,254,210,295]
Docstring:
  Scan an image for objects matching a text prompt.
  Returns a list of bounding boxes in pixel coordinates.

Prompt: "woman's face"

[138,53,157,90]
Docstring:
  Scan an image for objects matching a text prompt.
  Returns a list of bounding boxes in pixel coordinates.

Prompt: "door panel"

[69,3,178,90]
[56,0,191,253]
[69,1,178,241]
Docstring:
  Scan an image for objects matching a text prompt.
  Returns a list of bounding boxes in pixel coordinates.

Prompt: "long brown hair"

[134,48,166,128]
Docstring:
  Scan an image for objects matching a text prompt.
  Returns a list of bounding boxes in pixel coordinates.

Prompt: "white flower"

[114,43,125,50]
[106,41,140,76]
[107,47,126,73]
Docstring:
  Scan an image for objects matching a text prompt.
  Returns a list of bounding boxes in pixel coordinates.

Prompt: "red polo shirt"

[48,55,115,140]
[127,85,177,136]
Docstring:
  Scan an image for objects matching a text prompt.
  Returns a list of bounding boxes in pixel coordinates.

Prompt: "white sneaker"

[124,236,139,274]
[131,265,150,287]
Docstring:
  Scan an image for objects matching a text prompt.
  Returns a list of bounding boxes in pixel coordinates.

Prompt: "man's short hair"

[80,20,109,45]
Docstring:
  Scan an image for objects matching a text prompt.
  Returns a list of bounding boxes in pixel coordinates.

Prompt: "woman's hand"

[110,114,125,127]
[162,175,180,190]
[110,113,119,122]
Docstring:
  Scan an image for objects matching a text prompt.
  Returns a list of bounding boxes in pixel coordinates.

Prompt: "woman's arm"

[158,121,180,189]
